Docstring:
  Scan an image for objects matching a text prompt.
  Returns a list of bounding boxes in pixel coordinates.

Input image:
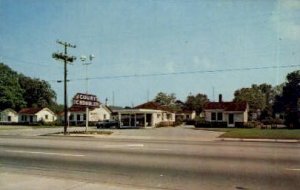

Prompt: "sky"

[1,0,300,107]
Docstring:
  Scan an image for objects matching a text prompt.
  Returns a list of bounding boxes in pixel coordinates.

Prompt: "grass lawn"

[0,126,28,130]
[200,128,300,139]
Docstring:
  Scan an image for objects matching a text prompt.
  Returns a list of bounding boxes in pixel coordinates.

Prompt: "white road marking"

[4,150,85,157]
[127,144,144,147]
[103,144,144,148]
[285,168,300,171]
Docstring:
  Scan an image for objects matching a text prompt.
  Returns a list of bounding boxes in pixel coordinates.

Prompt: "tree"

[0,63,58,111]
[184,93,209,115]
[234,85,266,113]
[0,63,26,110]
[18,75,57,108]
[154,92,176,106]
[273,70,300,128]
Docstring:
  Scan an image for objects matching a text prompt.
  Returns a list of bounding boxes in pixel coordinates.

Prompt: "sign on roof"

[72,93,100,108]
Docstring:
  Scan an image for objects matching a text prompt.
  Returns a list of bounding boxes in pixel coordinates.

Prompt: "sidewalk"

[0,172,156,190]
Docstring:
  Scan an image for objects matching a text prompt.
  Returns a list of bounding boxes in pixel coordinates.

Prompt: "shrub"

[156,121,175,127]
[244,121,264,128]
[195,121,227,128]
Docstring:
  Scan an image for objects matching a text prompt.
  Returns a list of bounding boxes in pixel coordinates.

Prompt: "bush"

[156,121,175,127]
[243,121,264,128]
[235,122,246,128]
[195,121,227,128]
[261,117,284,125]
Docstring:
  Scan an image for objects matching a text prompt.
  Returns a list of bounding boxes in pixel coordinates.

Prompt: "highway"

[0,136,299,190]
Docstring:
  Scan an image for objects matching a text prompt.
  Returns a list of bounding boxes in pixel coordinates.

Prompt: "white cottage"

[0,108,18,123]
[203,96,248,127]
[18,107,57,124]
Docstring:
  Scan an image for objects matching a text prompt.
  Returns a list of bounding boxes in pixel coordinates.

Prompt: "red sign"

[72,93,100,108]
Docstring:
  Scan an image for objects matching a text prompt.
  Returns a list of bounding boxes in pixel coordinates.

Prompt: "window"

[45,115,48,120]
[83,114,86,121]
[104,114,107,120]
[8,116,11,122]
[211,112,216,121]
[217,112,223,121]
[22,115,26,121]
[69,114,74,120]
[167,114,171,120]
[77,114,81,121]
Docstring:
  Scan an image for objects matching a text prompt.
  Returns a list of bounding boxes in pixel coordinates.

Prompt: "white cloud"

[271,0,300,41]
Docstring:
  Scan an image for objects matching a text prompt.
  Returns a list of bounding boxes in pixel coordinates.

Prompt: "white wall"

[36,108,57,122]
[0,109,18,122]
[69,106,111,122]
[89,106,111,121]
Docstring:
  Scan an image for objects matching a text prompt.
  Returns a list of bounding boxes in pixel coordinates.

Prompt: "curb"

[219,138,300,143]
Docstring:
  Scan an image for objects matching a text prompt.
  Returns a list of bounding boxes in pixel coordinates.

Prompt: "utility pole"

[52,40,76,135]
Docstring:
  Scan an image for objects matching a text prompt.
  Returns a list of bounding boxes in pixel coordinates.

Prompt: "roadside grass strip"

[219,128,300,139]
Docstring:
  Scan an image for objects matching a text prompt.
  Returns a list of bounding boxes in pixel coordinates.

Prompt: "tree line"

[0,63,62,113]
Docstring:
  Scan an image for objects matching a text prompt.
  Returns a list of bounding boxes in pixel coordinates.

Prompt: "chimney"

[219,94,222,102]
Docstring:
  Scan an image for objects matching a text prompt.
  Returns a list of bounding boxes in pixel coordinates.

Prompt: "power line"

[49,64,300,82]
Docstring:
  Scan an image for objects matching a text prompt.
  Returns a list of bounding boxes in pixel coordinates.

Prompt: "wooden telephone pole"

[52,40,76,135]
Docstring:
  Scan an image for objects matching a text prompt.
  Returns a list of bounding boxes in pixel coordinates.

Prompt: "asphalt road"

[0,136,299,190]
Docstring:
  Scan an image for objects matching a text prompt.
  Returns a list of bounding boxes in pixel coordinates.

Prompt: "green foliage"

[18,74,56,108]
[234,85,266,113]
[0,63,57,111]
[154,92,176,106]
[0,63,26,110]
[184,93,209,115]
[273,70,300,128]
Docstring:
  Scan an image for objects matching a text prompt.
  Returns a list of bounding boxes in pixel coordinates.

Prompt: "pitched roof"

[204,101,248,112]
[134,101,174,113]
[1,108,18,114]
[19,108,43,115]
[176,109,195,114]
[69,106,88,112]
[67,104,112,113]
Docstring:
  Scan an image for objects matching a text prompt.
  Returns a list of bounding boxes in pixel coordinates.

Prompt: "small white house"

[18,107,57,124]
[0,108,18,123]
[203,100,248,127]
[176,110,196,121]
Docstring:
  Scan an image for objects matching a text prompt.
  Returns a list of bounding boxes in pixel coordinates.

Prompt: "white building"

[115,102,176,127]
[203,95,248,127]
[0,108,18,123]
[18,107,57,124]
[66,104,112,125]
[175,110,196,121]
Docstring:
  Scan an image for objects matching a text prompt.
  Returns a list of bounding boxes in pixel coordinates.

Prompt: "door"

[228,114,234,125]
[30,116,33,123]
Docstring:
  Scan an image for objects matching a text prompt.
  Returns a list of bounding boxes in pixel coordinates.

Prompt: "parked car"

[96,119,120,128]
